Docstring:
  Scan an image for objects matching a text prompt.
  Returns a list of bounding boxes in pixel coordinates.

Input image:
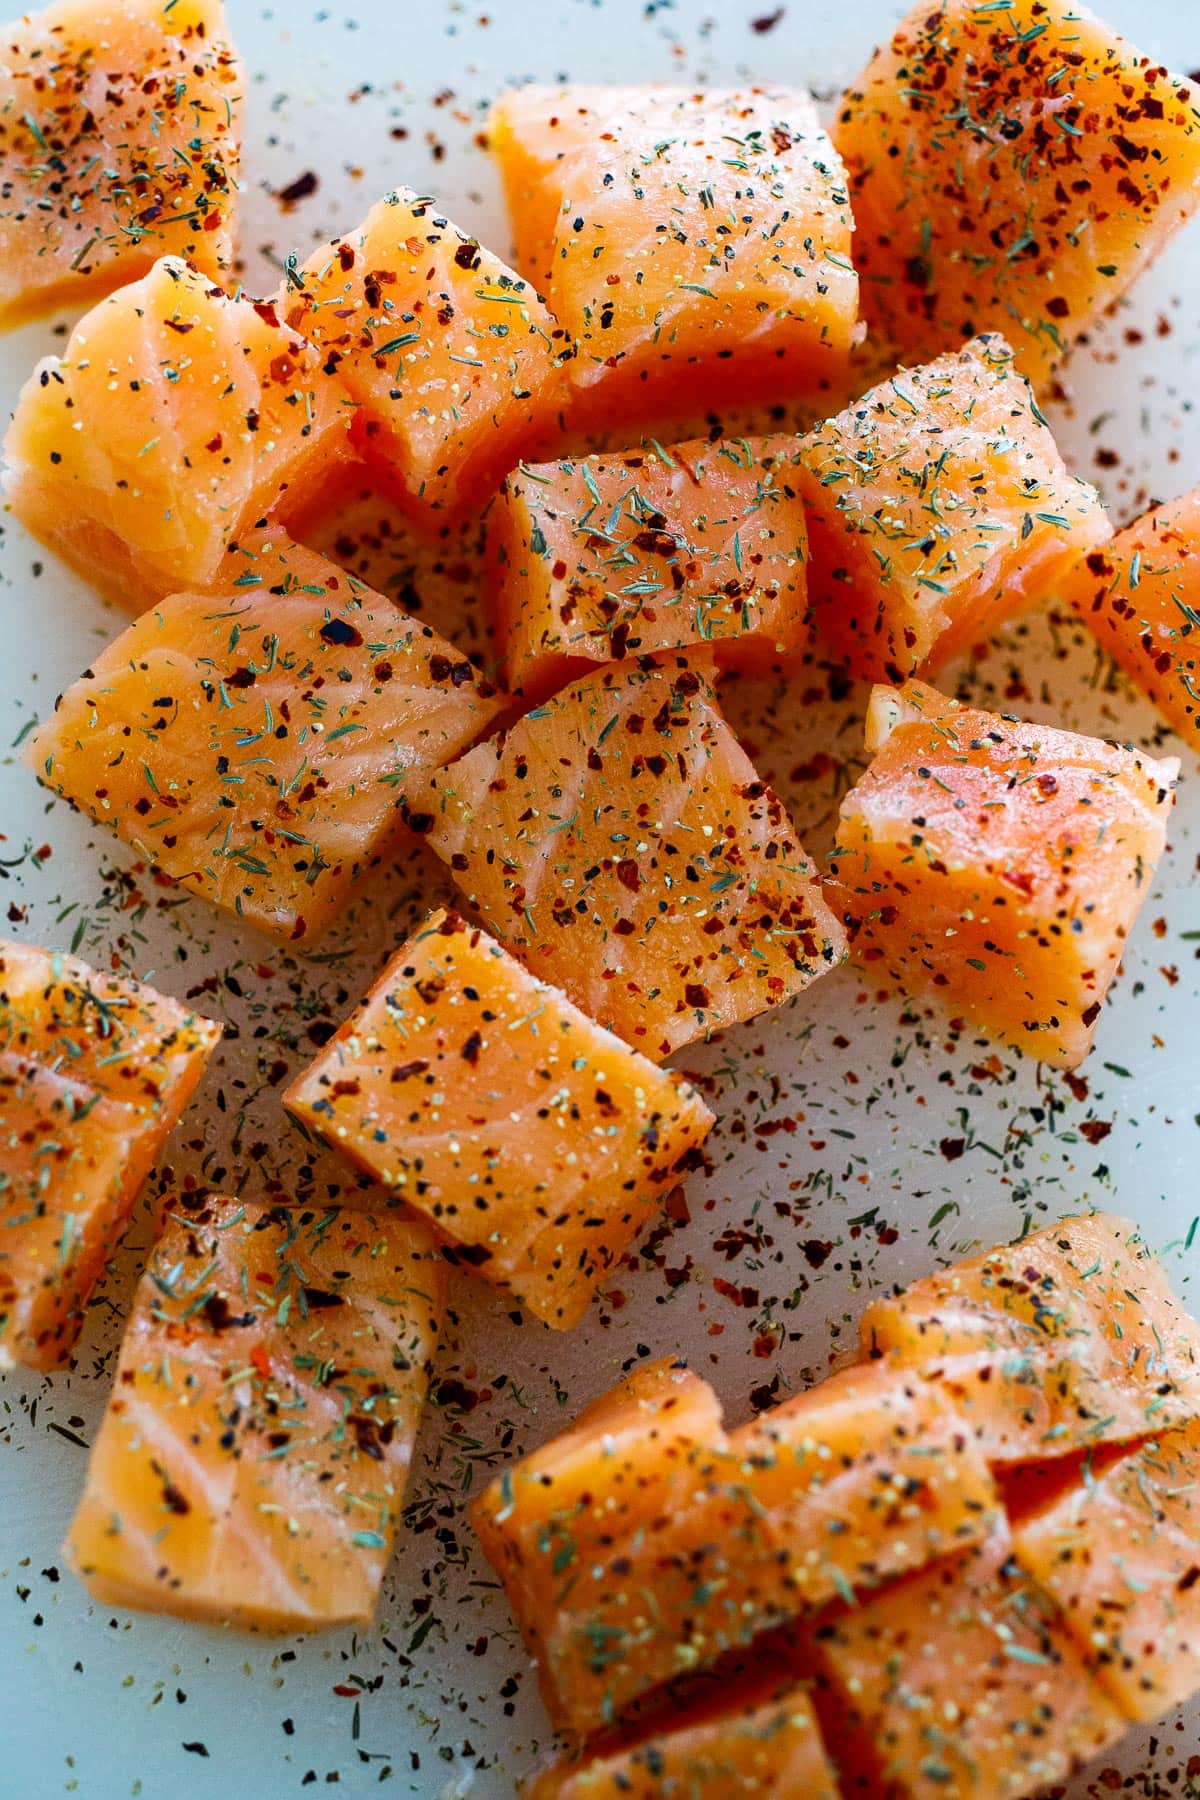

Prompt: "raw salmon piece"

[404,657,846,1062]
[283,909,714,1329]
[1009,1420,1200,1722]
[473,1358,1000,1736]
[473,1359,725,1725]
[827,679,1177,1067]
[0,0,243,329]
[488,436,809,703]
[487,85,618,289]
[3,257,350,609]
[65,1193,442,1632]
[795,336,1110,682]
[833,0,1200,384]
[28,532,502,946]
[520,1672,840,1799]
[281,189,572,535]
[807,1529,1127,1800]
[0,939,219,1369]
[489,85,859,437]
[860,1213,1200,1467]
[1059,487,1200,752]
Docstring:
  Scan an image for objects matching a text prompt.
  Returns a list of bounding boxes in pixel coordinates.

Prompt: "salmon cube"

[0,0,243,329]
[1009,1422,1200,1724]
[488,436,809,702]
[4,256,350,608]
[283,909,715,1329]
[281,189,572,535]
[28,532,502,945]
[807,1530,1126,1799]
[833,0,1200,384]
[827,679,1177,1067]
[474,1358,723,1717]
[795,336,1110,682]
[65,1193,442,1632]
[0,939,219,1369]
[473,1357,1000,1735]
[404,657,846,1061]
[489,85,859,437]
[520,1671,840,1799]
[1059,486,1200,753]
[487,86,598,291]
[860,1213,1200,1467]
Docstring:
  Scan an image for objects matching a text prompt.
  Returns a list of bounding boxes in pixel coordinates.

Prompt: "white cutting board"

[1,0,1198,1794]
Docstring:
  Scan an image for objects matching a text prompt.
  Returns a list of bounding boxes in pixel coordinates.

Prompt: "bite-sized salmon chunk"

[489,85,859,436]
[283,909,715,1329]
[1059,486,1200,752]
[521,1670,840,1799]
[860,1213,1200,1467]
[807,1529,1127,1800]
[1009,1420,1200,1723]
[795,336,1110,682]
[488,435,809,702]
[404,656,846,1061]
[281,189,572,535]
[4,257,350,608]
[828,680,1177,1067]
[0,0,243,329]
[65,1193,442,1632]
[0,939,219,1369]
[28,532,501,945]
[833,0,1200,383]
[473,1359,726,1721]
[473,1357,1000,1736]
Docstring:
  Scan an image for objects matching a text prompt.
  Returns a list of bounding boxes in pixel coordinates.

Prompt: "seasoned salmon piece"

[473,1358,1000,1736]
[807,1529,1127,1799]
[1009,1420,1200,1722]
[1059,486,1200,752]
[65,1194,442,1632]
[488,435,809,702]
[520,1671,841,1799]
[4,257,350,609]
[489,85,859,437]
[404,657,846,1061]
[0,0,243,329]
[283,909,714,1328]
[828,680,1177,1067]
[474,1359,726,1724]
[28,532,501,945]
[487,84,613,289]
[0,939,219,1369]
[282,189,572,535]
[833,0,1200,383]
[796,337,1110,681]
[860,1213,1200,1466]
